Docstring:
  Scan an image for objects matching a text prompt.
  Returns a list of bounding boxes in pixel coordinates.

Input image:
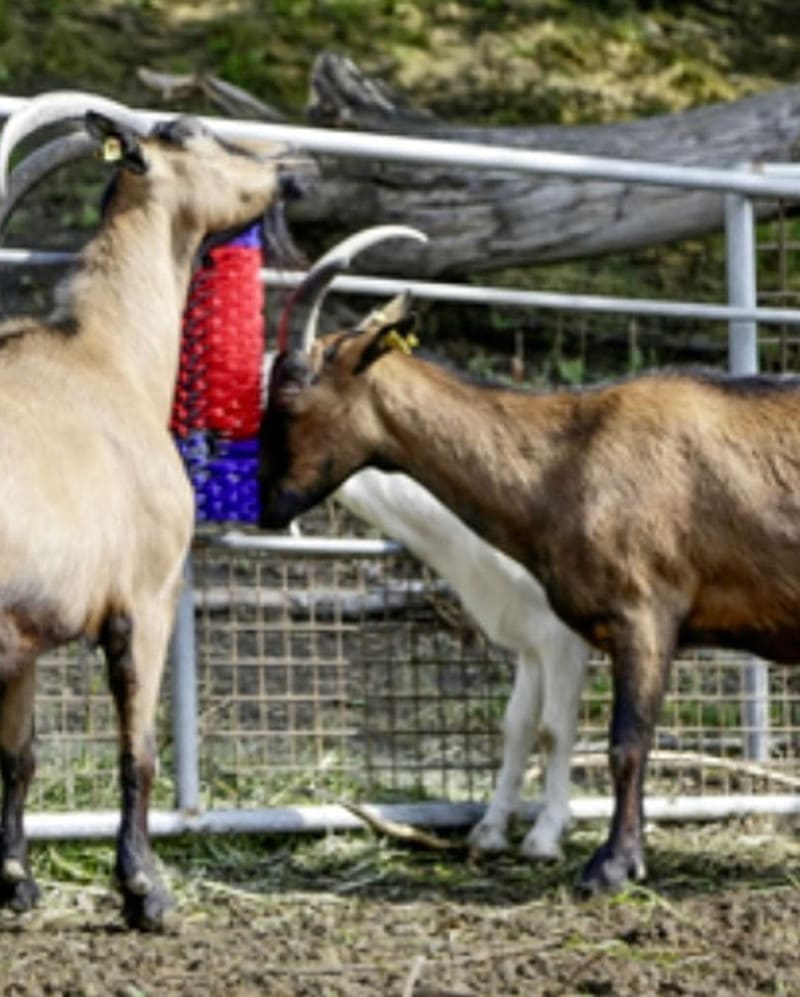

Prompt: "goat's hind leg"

[579,613,675,895]
[103,606,173,931]
[0,661,39,911]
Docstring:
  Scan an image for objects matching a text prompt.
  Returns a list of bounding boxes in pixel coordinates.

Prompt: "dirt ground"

[1,817,798,996]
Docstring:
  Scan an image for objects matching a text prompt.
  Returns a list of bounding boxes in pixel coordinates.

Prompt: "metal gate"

[3,95,800,838]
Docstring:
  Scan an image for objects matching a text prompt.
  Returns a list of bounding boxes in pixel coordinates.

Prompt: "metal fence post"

[725,185,770,762]
[168,556,201,812]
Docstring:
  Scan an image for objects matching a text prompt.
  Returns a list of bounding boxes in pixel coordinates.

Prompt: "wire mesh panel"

[184,523,800,811]
[32,644,117,811]
[29,562,800,818]
[32,642,175,812]
[190,536,512,809]
[757,196,800,373]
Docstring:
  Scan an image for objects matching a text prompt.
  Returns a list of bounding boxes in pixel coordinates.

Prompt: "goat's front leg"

[0,663,39,911]
[579,618,673,894]
[103,606,172,931]
[468,652,541,855]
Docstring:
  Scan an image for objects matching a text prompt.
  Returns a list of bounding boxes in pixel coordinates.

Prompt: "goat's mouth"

[258,472,340,530]
[257,487,307,530]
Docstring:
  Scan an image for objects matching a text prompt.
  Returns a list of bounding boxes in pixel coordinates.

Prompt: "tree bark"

[284,52,800,277]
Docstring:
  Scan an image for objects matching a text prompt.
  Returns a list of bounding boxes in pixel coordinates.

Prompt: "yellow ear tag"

[380,329,419,355]
[101,136,123,163]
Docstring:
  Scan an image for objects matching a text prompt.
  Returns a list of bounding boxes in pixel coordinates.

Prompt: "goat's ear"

[356,292,415,335]
[344,292,419,373]
[85,111,148,175]
[352,312,419,374]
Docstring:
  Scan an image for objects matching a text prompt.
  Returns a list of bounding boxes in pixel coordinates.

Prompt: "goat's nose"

[279,352,311,384]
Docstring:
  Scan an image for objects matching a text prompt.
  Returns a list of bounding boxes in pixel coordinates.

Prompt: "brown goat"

[259,290,800,894]
[0,91,305,929]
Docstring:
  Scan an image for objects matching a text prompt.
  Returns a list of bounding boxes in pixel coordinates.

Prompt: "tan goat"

[0,91,305,929]
[259,285,800,896]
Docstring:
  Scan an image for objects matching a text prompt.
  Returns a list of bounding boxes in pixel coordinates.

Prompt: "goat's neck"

[66,202,198,417]
[366,353,572,567]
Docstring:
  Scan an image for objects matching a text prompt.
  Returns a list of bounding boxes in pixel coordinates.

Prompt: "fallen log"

[294,53,800,276]
[140,55,800,276]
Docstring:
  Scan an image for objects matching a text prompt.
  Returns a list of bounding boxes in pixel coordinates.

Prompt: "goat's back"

[534,372,800,659]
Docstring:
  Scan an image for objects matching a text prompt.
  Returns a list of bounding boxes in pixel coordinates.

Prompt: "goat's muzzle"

[257,489,304,531]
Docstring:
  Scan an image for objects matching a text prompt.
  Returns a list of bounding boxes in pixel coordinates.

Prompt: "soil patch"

[1,818,798,995]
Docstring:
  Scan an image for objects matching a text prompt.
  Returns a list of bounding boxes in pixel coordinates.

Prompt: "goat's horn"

[0,90,146,200]
[277,224,428,352]
[0,131,98,233]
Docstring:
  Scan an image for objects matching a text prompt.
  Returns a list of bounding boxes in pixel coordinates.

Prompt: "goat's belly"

[683,589,800,663]
[681,624,800,663]
[0,606,78,678]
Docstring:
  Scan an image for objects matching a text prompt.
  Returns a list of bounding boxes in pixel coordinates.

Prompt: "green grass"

[23,813,800,920]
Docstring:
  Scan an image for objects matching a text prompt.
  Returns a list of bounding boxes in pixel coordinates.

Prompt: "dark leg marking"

[102,611,172,931]
[0,740,39,911]
[579,620,675,895]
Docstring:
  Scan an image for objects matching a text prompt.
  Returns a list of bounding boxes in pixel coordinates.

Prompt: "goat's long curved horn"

[0,132,98,233]
[0,91,146,200]
[277,224,428,352]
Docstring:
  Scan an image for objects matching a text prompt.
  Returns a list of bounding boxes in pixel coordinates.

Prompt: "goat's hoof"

[121,879,175,933]
[2,857,27,883]
[578,842,646,897]
[125,869,153,896]
[0,872,40,912]
[467,821,509,855]
[519,833,564,863]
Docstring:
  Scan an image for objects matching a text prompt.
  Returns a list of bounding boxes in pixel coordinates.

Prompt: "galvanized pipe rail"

[5,249,800,327]
[4,94,800,198]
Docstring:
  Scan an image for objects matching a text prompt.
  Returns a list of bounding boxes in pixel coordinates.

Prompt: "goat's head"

[0,91,311,260]
[259,224,427,528]
[260,292,418,528]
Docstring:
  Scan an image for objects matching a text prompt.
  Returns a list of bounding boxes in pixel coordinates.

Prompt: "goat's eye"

[322,337,348,364]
